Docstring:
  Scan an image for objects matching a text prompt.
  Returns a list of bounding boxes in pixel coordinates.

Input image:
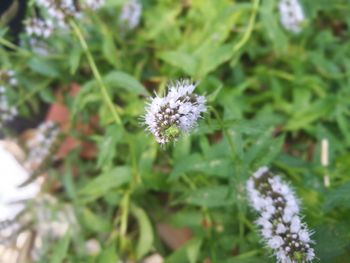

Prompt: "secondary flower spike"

[144,80,206,144]
[278,0,305,33]
[246,167,315,263]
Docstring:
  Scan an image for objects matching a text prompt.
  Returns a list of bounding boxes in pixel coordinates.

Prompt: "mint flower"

[25,121,60,174]
[246,167,315,263]
[144,80,206,144]
[0,70,18,127]
[25,18,54,38]
[279,0,305,33]
[119,0,142,30]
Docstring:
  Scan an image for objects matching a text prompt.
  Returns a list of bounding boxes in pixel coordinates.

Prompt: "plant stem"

[232,0,260,53]
[69,19,122,127]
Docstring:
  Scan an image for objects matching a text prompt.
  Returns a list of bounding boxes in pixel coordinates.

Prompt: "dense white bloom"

[0,71,18,127]
[25,18,54,38]
[119,0,142,30]
[246,167,315,263]
[24,121,60,174]
[36,0,80,29]
[278,0,305,33]
[144,80,206,144]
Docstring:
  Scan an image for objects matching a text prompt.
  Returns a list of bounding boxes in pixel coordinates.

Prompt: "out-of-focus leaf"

[158,51,198,76]
[131,204,154,259]
[81,208,111,233]
[78,166,131,202]
[104,71,148,95]
[165,238,203,263]
[50,231,70,263]
[324,182,350,211]
[185,186,235,208]
[27,57,60,77]
[98,243,118,263]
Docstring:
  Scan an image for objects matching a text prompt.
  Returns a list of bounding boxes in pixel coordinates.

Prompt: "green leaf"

[27,57,60,77]
[50,231,70,263]
[169,154,203,181]
[196,44,233,78]
[69,47,82,75]
[185,186,235,208]
[324,182,350,211]
[186,238,202,263]
[130,204,154,259]
[165,238,203,263]
[158,51,198,76]
[104,71,148,95]
[98,243,118,263]
[81,208,111,233]
[102,32,119,68]
[78,166,131,202]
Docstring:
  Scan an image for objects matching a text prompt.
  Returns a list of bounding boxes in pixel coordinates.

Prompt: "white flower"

[268,235,284,249]
[246,167,315,263]
[35,0,80,31]
[278,0,305,33]
[119,0,142,30]
[0,71,18,127]
[25,18,54,38]
[144,80,206,144]
[276,223,287,234]
[25,121,60,174]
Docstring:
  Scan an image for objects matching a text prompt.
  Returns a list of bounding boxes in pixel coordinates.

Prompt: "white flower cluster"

[36,0,79,29]
[25,121,60,174]
[0,70,18,127]
[25,18,54,38]
[246,167,315,263]
[24,0,80,40]
[144,80,206,144]
[119,0,142,30]
[278,0,305,33]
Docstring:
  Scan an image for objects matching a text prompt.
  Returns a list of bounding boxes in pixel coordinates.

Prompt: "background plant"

[1,0,350,262]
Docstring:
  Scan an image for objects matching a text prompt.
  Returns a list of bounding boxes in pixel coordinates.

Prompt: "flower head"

[144,80,206,144]
[36,0,80,29]
[0,70,18,127]
[25,121,60,174]
[278,0,305,33]
[119,0,142,30]
[246,167,315,263]
[25,18,54,38]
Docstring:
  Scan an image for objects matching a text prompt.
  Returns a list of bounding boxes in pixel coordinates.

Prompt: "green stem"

[232,0,260,53]
[69,19,122,126]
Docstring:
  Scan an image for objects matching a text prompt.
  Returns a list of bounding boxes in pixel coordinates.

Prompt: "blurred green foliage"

[1,0,350,262]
